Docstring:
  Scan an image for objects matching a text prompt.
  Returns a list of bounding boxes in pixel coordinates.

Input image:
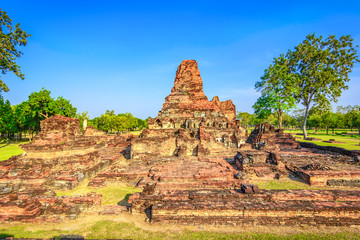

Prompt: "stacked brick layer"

[130,189,360,226]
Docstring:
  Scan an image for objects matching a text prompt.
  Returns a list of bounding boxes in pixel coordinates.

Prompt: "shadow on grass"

[0,142,10,149]
[117,193,132,206]
[53,235,84,240]
[0,233,14,239]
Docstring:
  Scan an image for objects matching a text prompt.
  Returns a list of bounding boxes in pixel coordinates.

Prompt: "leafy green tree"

[0,9,31,93]
[292,109,305,129]
[135,118,147,130]
[0,95,16,137]
[253,54,298,129]
[236,111,252,128]
[14,100,36,138]
[50,96,77,118]
[289,34,359,139]
[307,112,323,133]
[98,110,115,133]
[94,111,148,133]
[282,113,296,129]
[343,105,360,133]
[249,114,263,126]
[27,88,53,120]
[324,112,339,134]
[114,115,128,133]
[118,112,138,131]
[15,88,77,136]
[76,111,89,131]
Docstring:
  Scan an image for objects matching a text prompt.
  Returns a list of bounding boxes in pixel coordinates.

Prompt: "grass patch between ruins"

[56,180,141,205]
[285,130,360,151]
[0,141,27,161]
[253,179,321,190]
[1,216,359,239]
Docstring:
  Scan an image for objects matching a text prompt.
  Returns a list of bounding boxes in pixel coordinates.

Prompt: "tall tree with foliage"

[343,105,360,133]
[0,95,16,137]
[0,9,31,93]
[236,111,253,128]
[15,88,77,136]
[289,34,359,139]
[77,111,90,131]
[253,54,298,129]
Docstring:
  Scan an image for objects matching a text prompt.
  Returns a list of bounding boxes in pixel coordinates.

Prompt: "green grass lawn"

[56,180,141,205]
[1,218,359,239]
[0,141,28,161]
[284,129,360,151]
[254,179,321,190]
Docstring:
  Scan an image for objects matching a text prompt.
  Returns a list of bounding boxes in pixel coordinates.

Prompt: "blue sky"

[2,1,360,119]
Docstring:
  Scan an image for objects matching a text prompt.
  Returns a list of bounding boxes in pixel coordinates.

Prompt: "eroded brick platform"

[129,188,360,226]
[0,115,129,222]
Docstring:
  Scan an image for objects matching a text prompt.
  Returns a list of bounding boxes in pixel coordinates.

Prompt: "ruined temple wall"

[34,115,81,144]
[84,126,106,136]
[130,189,360,226]
[211,96,236,122]
[131,137,177,159]
[22,146,98,159]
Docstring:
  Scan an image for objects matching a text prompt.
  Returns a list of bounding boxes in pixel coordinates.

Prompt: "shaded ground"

[1,214,360,239]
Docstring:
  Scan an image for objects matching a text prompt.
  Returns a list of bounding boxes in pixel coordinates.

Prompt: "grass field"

[254,179,320,190]
[1,216,359,239]
[0,141,27,161]
[56,180,141,205]
[284,129,360,150]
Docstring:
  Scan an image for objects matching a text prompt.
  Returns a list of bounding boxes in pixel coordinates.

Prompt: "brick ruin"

[1,60,360,227]
[0,115,129,222]
[127,120,360,226]
[125,61,360,226]
[131,60,247,159]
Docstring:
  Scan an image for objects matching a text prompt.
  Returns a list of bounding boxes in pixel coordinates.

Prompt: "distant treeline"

[0,88,149,140]
[85,110,148,133]
[237,105,360,134]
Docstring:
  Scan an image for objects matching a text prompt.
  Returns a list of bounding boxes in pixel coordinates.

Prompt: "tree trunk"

[302,105,310,139]
[278,111,283,129]
[326,125,329,135]
[332,128,335,134]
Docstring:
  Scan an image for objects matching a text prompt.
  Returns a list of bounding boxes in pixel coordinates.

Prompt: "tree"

[282,113,296,129]
[289,34,359,139]
[15,88,77,136]
[50,96,77,118]
[292,109,305,129]
[324,112,339,134]
[77,111,90,131]
[236,111,252,128]
[0,95,16,137]
[307,111,323,133]
[253,54,298,129]
[0,9,31,93]
[344,105,360,134]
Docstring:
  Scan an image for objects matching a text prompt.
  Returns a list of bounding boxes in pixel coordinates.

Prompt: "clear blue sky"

[2,0,360,119]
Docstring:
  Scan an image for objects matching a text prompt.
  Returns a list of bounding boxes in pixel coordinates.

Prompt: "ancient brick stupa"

[148,60,236,129]
[131,60,246,159]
